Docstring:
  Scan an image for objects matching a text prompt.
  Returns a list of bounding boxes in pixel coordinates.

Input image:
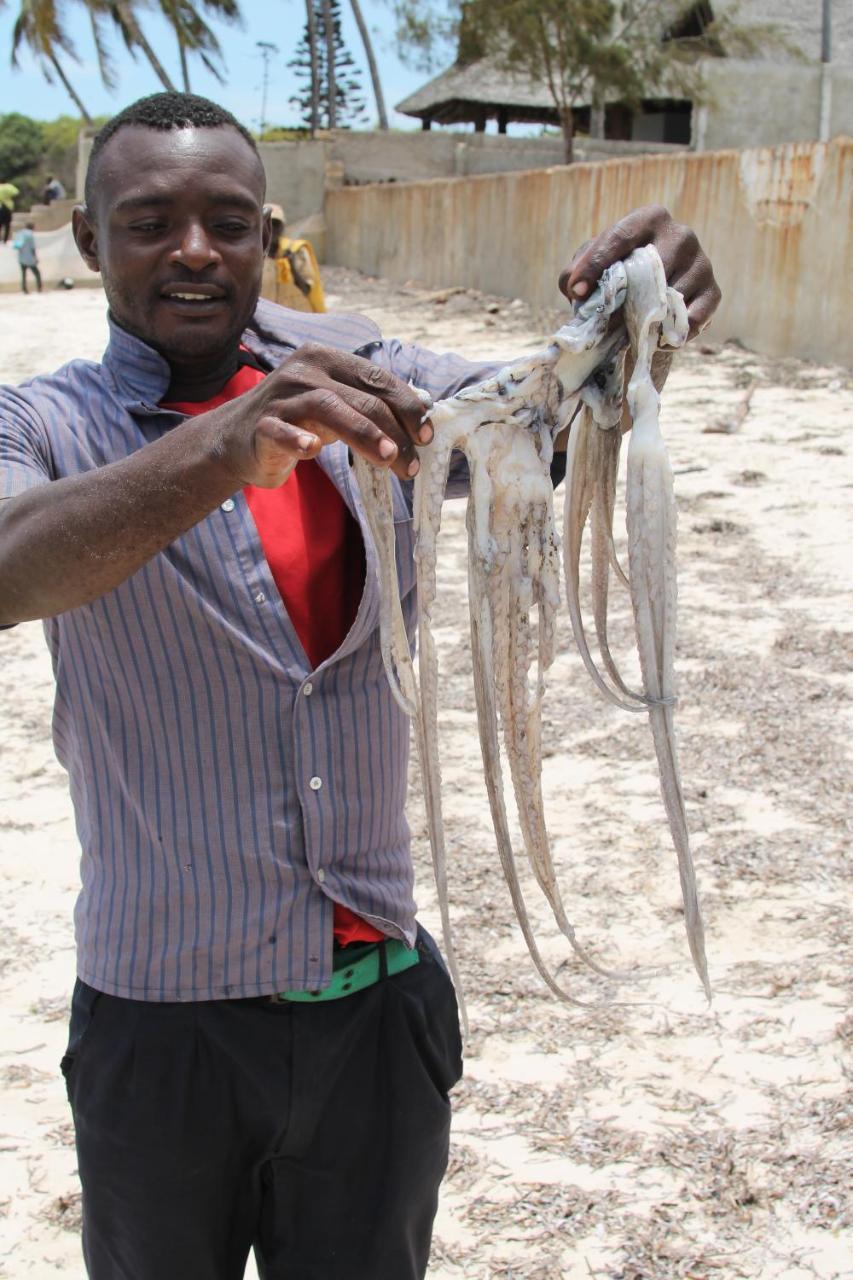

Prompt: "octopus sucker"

[354,245,710,1007]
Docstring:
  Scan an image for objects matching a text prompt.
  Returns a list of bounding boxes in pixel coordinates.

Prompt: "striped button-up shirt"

[0,299,495,1001]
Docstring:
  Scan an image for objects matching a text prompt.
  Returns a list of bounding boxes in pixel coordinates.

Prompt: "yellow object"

[262,237,325,313]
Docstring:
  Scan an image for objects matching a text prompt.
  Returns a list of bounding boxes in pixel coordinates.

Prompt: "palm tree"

[94,0,178,91]
[348,0,387,129]
[11,0,94,122]
[158,0,241,92]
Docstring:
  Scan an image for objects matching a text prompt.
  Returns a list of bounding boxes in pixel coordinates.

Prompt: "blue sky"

[0,0,439,130]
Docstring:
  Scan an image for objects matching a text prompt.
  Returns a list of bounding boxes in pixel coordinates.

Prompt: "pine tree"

[289,0,368,130]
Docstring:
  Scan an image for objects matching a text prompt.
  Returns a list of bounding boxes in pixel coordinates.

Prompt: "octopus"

[352,245,710,1018]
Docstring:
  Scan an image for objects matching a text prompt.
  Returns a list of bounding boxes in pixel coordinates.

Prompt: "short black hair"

[84,92,260,210]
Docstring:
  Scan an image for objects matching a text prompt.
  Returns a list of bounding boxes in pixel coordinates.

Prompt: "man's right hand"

[205,344,433,489]
[0,345,434,625]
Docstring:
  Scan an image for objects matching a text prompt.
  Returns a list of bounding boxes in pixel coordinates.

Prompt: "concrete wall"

[256,140,328,224]
[697,60,853,152]
[11,198,77,234]
[715,0,853,65]
[76,128,685,219]
[258,132,684,217]
[326,136,852,367]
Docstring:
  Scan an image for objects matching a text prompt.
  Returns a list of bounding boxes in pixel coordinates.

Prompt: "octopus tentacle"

[623,248,710,999]
[466,526,614,1009]
[351,455,417,717]
[411,429,469,1026]
[589,426,646,702]
[563,407,649,712]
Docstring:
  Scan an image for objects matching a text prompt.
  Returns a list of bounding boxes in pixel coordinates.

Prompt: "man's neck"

[164,347,243,403]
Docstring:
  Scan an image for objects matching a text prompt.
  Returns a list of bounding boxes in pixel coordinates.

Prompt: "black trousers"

[21,263,42,293]
[62,928,463,1280]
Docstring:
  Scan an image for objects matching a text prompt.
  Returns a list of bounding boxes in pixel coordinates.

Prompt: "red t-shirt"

[164,359,384,946]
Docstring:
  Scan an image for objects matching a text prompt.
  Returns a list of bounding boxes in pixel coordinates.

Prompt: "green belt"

[275,938,419,1004]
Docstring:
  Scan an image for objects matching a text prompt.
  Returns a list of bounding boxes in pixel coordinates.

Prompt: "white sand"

[0,274,851,1278]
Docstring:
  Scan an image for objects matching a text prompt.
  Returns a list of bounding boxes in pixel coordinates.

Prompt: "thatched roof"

[396,58,561,127]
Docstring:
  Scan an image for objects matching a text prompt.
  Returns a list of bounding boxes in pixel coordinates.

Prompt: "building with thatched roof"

[397,52,687,143]
[396,58,561,134]
[396,0,852,152]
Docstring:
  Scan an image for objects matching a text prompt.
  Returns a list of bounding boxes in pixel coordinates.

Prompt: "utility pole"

[819,0,832,141]
[256,41,279,138]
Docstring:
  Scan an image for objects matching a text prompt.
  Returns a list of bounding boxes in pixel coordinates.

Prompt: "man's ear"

[72,205,101,275]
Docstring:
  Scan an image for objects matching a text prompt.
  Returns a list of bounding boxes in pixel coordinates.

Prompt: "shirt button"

[316,868,326,884]
[220,498,235,512]
[302,682,313,697]
[255,592,266,605]
[309,776,322,791]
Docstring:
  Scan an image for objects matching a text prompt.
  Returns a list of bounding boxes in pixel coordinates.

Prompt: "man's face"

[73,125,270,364]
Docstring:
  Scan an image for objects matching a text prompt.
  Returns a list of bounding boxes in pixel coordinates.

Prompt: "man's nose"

[169,222,220,271]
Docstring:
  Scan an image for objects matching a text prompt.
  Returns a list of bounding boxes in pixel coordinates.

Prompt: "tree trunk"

[560,106,574,163]
[590,89,605,139]
[348,0,388,129]
[321,0,336,129]
[116,2,178,91]
[305,0,321,135]
[179,39,190,92]
[48,52,93,124]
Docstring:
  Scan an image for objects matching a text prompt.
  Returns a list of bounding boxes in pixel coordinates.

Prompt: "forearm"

[0,416,241,625]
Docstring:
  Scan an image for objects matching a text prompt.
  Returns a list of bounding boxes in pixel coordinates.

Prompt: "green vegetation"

[289,0,368,131]
[0,111,104,204]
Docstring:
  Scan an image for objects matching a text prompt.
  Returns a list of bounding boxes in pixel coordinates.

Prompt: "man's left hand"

[559,205,721,339]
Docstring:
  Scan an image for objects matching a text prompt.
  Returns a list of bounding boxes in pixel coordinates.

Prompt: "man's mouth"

[159,284,228,310]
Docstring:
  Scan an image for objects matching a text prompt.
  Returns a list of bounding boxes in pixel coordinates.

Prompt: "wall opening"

[631,99,693,144]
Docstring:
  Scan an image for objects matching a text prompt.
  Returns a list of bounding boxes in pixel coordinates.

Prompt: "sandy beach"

[0,270,851,1279]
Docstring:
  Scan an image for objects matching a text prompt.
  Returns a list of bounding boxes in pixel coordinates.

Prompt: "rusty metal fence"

[327,137,852,367]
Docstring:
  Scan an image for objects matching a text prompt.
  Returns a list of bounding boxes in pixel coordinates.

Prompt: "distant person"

[12,222,41,294]
[42,175,67,205]
[0,182,19,244]
[261,202,326,312]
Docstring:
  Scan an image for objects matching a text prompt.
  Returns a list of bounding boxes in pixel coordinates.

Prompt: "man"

[12,220,42,294]
[0,181,18,244]
[0,93,720,1280]
[42,173,67,204]
[262,202,326,312]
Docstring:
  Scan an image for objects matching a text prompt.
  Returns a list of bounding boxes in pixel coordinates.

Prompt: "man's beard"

[102,271,261,362]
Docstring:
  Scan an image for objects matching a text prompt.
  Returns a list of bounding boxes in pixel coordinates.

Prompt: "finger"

[666,253,710,307]
[664,241,721,338]
[271,390,421,480]
[557,238,594,296]
[252,417,321,487]
[344,386,422,470]
[686,280,722,339]
[560,204,671,299]
[299,344,430,446]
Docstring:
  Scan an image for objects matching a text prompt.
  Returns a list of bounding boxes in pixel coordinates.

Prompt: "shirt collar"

[101,316,174,409]
[99,313,280,411]
[100,299,384,412]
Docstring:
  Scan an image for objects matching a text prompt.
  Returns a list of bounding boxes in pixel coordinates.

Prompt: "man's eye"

[218,221,250,235]
[132,221,166,234]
